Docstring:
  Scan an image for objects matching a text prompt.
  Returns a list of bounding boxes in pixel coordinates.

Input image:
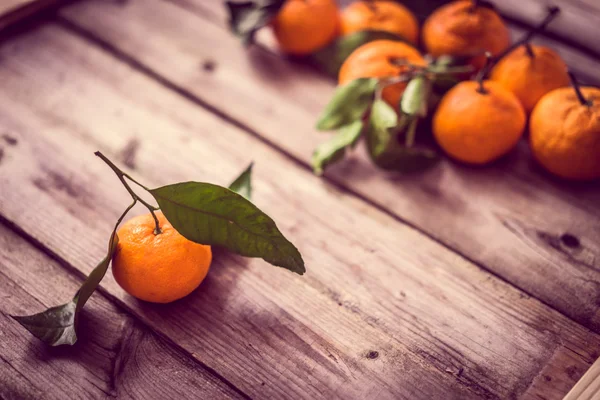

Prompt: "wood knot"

[366,350,379,360]
[560,233,580,248]
[202,60,216,72]
[2,134,17,146]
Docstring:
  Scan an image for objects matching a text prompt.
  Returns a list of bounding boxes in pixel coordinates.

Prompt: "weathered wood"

[0,223,245,399]
[57,0,600,332]
[0,23,599,399]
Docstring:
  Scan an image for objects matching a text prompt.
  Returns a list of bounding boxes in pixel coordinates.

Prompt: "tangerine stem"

[568,71,592,107]
[475,52,493,94]
[113,200,137,233]
[525,43,534,58]
[95,151,162,235]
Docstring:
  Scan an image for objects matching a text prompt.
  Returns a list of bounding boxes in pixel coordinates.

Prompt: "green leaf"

[311,30,411,77]
[367,100,439,173]
[225,0,285,46]
[229,162,253,200]
[12,302,77,346]
[316,78,377,131]
[11,234,119,346]
[367,99,400,159]
[400,75,431,118]
[312,120,364,175]
[372,145,439,173]
[149,183,305,274]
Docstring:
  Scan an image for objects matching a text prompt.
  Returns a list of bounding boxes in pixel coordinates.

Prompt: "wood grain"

[0,223,245,399]
[0,23,598,399]
[56,0,600,332]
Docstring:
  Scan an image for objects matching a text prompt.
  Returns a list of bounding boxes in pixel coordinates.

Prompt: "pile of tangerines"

[228,0,600,181]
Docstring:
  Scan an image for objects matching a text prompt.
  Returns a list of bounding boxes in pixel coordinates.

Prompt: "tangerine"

[272,0,339,55]
[338,40,425,107]
[530,83,600,180]
[490,45,569,113]
[112,212,212,303]
[423,1,510,70]
[433,80,526,164]
[340,1,419,44]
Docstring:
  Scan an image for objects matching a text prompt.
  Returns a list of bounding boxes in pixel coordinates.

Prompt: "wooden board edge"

[564,357,600,400]
[0,0,69,31]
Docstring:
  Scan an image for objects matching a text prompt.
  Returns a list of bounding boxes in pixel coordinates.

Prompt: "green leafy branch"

[312,58,472,175]
[12,152,302,346]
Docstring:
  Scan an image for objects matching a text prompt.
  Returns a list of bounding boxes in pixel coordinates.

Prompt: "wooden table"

[0,0,599,399]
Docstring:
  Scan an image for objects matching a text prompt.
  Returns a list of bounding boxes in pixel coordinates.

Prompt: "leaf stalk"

[94,151,162,234]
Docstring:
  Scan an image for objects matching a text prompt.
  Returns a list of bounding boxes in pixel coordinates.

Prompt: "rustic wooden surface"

[57,0,600,330]
[0,0,599,399]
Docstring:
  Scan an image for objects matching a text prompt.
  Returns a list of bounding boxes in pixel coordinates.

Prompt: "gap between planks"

[53,15,599,336]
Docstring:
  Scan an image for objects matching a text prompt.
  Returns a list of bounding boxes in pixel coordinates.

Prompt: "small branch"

[475,52,493,94]
[405,118,418,147]
[95,151,162,235]
[114,201,137,230]
[568,71,592,107]
[525,43,534,58]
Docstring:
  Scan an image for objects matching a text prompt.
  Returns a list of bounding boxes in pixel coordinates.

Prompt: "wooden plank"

[0,223,245,399]
[58,0,600,332]
[565,357,600,400]
[0,23,599,399]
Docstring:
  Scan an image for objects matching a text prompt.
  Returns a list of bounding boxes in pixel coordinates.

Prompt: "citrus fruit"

[530,86,600,180]
[339,39,425,107]
[490,45,569,113]
[340,1,419,44]
[423,0,510,70]
[112,212,212,303]
[433,80,526,164]
[271,0,339,55]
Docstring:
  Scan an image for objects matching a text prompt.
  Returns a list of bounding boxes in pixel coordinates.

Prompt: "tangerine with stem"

[338,40,426,107]
[423,0,510,70]
[529,72,600,181]
[340,1,419,44]
[112,211,212,304]
[271,0,339,55]
[489,7,569,113]
[433,55,526,164]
